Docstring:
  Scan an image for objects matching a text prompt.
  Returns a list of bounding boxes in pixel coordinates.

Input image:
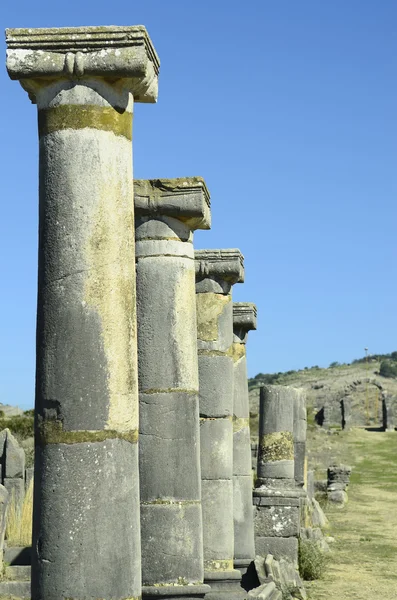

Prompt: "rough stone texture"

[0,485,9,571]
[6,25,161,600]
[306,470,315,500]
[327,464,351,506]
[196,249,245,598]
[4,430,25,479]
[232,303,257,571]
[247,581,276,599]
[136,179,210,595]
[254,537,299,568]
[293,390,306,487]
[254,386,305,567]
[4,478,24,516]
[33,440,141,599]
[256,386,296,484]
[253,505,300,538]
[253,554,307,600]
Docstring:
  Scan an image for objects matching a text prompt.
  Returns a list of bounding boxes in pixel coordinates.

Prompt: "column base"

[204,570,246,600]
[142,584,211,599]
[233,558,253,576]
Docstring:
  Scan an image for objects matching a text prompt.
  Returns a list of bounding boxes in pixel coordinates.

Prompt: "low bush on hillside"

[0,414,34,442]
[379,360,397,379]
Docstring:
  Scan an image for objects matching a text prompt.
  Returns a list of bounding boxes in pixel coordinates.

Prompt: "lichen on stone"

[259,431,294,462]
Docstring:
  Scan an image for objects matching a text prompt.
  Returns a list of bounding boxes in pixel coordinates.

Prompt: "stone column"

[135,178,211,599]
[293,390,307,488]
[6,26,160,600]
[254,385,304,566]
[195,249,246,600]
[232,303,257,575]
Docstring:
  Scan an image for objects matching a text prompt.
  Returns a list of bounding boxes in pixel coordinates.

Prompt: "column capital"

[134,177,210,230]
[6,25,159,103]
[233,302,257,333]
[195,249,244,293]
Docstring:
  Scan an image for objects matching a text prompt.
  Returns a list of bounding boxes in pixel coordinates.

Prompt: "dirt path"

[306,429,397,599]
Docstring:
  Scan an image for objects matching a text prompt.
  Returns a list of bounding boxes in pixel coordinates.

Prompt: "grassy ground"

[306,428,397,599]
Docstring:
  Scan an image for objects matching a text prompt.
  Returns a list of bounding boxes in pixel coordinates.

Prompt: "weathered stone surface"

[293,390,306,487]
[196,249,245,597]
[254,505,300,538]
[6,26,160,103]
[233,475,255,561]
[5,430,25,479]
[327,490,348,505]
[140,503,205,585]
[32,440,140,599]
[257,386,297,483]
[4,478,24,516]
[233,425,252,475]
[201,479,234,563]
[200,418,233,480]
[136,179,209,594]
[311,499,329,529]
[0,485,9,570]
[139,392,201,501]
[198,355,234,417]
[255,537,299,568]
[7,25,159,600]
[247,581,276,599]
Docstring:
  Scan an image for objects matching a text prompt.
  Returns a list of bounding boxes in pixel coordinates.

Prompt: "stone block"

[254,505,300,538]
[233,426,252,475]
[198,354,234,417]
[311,499,329,529]
[255,537,298,568]
[233,475,255,561]
[136,253,199,392]
[4,478,24,516]
[139,392,201,502]
[140,503,204,585]
[200,417,233,480]
[253,495,300,507]
[5,430,25,479]
[294,441,306,487]
[32,439,141,599]
[327,490,348,505]
[201,479,234,562]
[0,484,9,570]
[247,581,276,599]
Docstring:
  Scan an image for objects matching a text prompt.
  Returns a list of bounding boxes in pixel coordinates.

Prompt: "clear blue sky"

[1,1,396,409]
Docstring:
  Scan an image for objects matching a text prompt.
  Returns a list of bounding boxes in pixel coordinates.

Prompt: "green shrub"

[298,539,326,580]
[379,360,397,379]
[0,415,34,441]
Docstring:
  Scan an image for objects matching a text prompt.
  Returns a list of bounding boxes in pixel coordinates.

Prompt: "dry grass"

[5,479,33,547]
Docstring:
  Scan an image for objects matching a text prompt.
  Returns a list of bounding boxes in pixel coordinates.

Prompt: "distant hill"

[248,352,397,437]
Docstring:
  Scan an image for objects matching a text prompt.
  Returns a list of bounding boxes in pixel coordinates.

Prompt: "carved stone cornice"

[6,26,159,103]
[195,249,244,286]
[233,302,257,332]
[134,177,211,230]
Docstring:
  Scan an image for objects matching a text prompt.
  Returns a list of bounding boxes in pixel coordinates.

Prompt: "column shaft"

[6,26,160,600]
[135,178,211,600]
[195,249,245,600]
[232,303,257,574]
[254,385,304,566]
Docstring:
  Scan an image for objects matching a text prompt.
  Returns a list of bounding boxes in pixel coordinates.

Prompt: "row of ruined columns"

[6,24,310,600]
[6,25,259,600]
